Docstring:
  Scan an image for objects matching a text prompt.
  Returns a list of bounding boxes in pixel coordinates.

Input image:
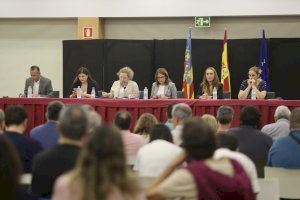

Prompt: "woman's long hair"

[70,125,140,200]
[200,67,220,96]
[0,136,22,200]
[72,67,96,85]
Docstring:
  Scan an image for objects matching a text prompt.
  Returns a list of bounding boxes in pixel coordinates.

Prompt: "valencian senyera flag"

[259,29,270,91]
[182,28,194,99]
[221,29,231,96]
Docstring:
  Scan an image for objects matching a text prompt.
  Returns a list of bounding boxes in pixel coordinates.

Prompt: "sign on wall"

[83,27,93,39]
[195,16,211,28]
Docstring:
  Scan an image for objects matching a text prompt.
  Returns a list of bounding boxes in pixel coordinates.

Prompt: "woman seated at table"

[69,67,98,98]
[197,67,223,99]
[238,66,267,99]
[102,66,139,98]
[150,68,177,99]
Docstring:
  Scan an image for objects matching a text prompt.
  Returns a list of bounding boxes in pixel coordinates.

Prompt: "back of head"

[74,125,139,199]
[4,105,27,127]
[239,106,261,128]
[290,108,300,130]
[134,113,157,136]
[217,134,238,151]
[59,105,88,140]
[201,114,218,133]
[167,103,176,119]
[0,135,22,199]
[114,110,132,130]
[182,117,217,160]
[0,109,5,123]
[149,124,173,143]
[47,101,64,121]
[172,103,192,121]
[217,106,234,125]
[274,105,291,121]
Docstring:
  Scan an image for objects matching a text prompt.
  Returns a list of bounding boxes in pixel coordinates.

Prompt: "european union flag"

[259,30,270,91]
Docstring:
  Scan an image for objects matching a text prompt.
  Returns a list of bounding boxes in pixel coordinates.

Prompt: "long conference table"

[1,98,300,135]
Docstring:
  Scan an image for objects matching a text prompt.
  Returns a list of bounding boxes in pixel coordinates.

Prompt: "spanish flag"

[182,28,194,99]
[221,30,231,94]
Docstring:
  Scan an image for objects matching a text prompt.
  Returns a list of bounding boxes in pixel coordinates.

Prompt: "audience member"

[4,105,42,173]
[261,105,291,139]
[147,118,255,200]
[102,66,139,98]
[30,101,64,149]
[165,103,176,130]
[24,65,54,97]
[150,68,177,99]
[215,134,260,194]
[201,114,218,133]
[134,113,158,142]
[268,108,300,168]
[53,125,144,200]
[114,110,145,165]
[171,103,192,145]
[0,109,5,133]
[134,124,182,177]
[0,135,38,200]
[82,104,102,134]
[69,67,99,98]
[228,106,273,177]
[31,105,88,198]
[216,105,234,134]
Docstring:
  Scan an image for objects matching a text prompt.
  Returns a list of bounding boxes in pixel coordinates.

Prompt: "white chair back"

[265,167,300,199]
[257,178,279,200]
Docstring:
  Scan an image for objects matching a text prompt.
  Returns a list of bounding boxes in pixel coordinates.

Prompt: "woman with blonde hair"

[197,67,223,99]
[238,66,267,99]
[150,68,177,99]
[201,114,218,133]
[53,125,144,200]
[134,113,158,142]
[102,66,139,99]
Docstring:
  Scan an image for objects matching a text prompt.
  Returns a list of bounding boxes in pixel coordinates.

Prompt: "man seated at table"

[23,65,54,97]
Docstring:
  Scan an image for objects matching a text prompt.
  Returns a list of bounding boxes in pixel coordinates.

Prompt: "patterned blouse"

[240,79,267,99]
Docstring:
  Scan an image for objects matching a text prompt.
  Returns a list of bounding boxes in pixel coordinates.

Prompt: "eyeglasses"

[157,76,165,79]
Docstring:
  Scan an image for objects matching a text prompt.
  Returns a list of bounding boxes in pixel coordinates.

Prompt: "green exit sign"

[195,16,211,28]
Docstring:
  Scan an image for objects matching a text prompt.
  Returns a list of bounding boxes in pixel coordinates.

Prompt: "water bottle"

[91,87,96,98]
[251,89,256,100]
[212,87,217,100]
[76,86,82,98]
[27,86,32,98]
[143,87,148,100]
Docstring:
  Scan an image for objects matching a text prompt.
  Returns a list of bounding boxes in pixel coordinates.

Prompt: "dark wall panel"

[63,40,104,97]
[63,38,300,99]
[103,40,154,92]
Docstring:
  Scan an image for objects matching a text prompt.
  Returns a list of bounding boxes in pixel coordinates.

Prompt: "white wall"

[0,19,77,97]
[1,16,300,97]
[1,0,300,17]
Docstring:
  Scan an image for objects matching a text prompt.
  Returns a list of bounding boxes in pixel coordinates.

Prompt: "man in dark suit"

[24,65,53,97]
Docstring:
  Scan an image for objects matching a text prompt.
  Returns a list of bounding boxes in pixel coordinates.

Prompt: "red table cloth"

[1,98,300,135]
